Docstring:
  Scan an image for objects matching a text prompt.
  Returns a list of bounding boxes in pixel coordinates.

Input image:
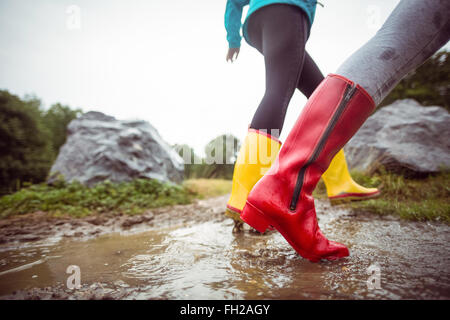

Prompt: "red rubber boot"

[241,74,375,262]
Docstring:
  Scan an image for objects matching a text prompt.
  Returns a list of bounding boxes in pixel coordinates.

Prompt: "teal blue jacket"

[224,0,318,48]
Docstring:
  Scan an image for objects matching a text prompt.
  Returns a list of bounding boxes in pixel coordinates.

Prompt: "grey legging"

[337,0,450,105]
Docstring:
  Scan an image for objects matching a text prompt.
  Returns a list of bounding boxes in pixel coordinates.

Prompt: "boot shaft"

[227,129,281,214]
[265,74,375,212]
[242,74,374,262]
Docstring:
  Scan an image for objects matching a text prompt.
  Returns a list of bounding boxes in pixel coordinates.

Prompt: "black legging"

[247,4,324,136]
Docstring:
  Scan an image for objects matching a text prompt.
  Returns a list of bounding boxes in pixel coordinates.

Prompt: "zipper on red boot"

[289,83,357,211]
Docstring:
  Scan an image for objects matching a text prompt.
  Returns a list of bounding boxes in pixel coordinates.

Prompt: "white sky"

[1,0,448,156]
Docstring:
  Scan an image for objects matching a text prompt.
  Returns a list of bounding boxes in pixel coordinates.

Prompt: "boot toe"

[323,241,350,260]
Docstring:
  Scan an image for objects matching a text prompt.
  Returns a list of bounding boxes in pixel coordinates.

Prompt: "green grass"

[315,170,450,223]
[0,179,196,219]
[0,178,233,219]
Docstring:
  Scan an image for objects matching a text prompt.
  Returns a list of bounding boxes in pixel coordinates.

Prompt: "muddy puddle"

[0,195,449,299]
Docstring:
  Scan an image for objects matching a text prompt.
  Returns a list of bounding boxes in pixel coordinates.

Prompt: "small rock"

[86,217,104,226]
[89,229,101,235]
[121,214,154,228]
[20,235,42,242]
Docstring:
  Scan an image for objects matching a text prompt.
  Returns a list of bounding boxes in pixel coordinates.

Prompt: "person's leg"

[242,0,450,260]
[249,4,309,137]
[226,5,309,227]
[296,51,324,98]
[337,0,450,105]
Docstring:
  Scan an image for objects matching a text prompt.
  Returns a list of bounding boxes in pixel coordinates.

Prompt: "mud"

[0,197,224,245]
[0,195,449,300]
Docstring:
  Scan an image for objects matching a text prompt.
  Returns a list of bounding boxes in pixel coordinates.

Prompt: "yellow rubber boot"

[322,149,380,202]
[226,129,281,223]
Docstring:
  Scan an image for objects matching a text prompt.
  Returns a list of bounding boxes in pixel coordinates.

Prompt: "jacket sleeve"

[224,0,250,48]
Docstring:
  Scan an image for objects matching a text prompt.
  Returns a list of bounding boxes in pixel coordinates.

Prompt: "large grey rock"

[48,111,184,186]
[344,99,450,176]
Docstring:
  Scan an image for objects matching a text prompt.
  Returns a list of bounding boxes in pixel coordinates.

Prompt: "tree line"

[0,91,81,194]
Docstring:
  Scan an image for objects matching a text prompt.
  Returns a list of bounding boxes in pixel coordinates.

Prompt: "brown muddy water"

[0,195,449,299]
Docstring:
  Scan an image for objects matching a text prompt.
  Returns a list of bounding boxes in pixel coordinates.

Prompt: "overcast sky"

[1,0,448,156]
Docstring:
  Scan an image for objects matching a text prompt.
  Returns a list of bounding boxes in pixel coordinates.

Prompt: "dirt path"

[0,195,449,299]
[0,196,226,245]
